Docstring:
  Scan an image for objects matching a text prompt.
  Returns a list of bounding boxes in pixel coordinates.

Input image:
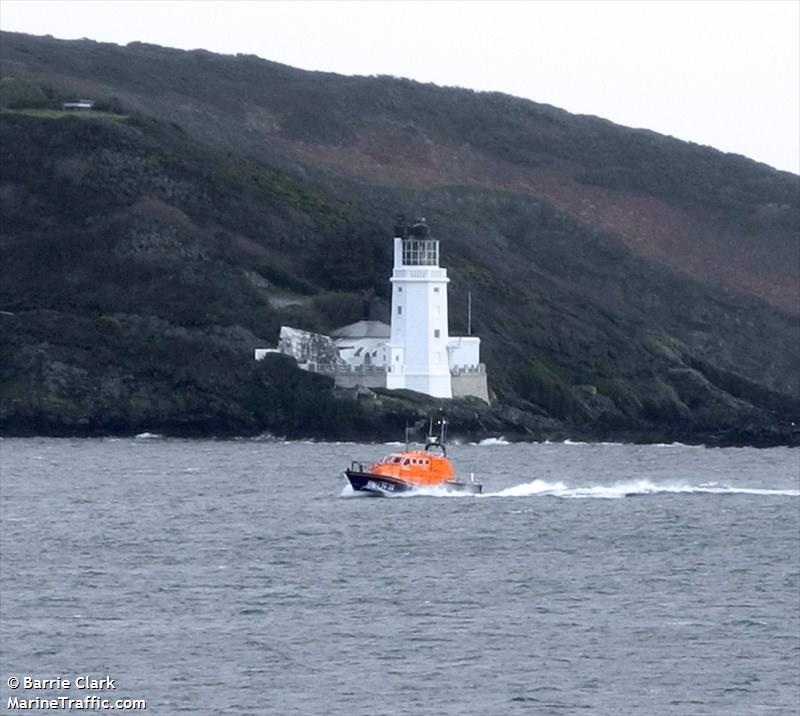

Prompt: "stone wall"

[452,371,490,403]
[331,371,388,390]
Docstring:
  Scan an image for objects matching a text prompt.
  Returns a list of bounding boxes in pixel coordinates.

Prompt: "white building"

[331,320,391,368]
[256,219,489,402]
[62,99,94,111]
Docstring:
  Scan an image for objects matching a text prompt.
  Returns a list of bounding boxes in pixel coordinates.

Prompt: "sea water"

[1,438,798,715]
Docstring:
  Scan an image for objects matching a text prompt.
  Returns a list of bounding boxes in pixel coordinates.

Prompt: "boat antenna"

[405,421,410,451]
[467,290,472,336]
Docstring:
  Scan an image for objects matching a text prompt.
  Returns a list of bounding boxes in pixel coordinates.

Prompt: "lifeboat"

[344,419,482,496]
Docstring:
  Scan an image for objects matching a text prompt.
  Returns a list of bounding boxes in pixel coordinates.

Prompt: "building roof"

[331,320,390,339]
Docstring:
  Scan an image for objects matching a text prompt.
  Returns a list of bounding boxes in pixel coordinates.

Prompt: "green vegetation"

[8,108,128,120]
[0,75,47,108]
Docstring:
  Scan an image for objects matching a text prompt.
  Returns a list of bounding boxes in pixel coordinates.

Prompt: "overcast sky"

[2,0,799,174]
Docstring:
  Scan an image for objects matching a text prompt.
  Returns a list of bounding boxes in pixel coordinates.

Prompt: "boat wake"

[342,478,799,499]
[341,478,798,499]
[485,479,800,499]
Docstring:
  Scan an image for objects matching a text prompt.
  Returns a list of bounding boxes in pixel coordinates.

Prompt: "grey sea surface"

[1,437,798,715]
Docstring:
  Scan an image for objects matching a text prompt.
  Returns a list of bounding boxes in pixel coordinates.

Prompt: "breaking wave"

[473,437,511,446]
[250,432,287,442]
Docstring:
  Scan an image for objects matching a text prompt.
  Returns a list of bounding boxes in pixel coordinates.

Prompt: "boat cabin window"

[403,459,410,465]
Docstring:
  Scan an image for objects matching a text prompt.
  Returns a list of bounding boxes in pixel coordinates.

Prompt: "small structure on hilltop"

[255,218,489,402]
[62,99,94,111]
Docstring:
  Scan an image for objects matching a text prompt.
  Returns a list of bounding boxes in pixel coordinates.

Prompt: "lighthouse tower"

[386,218,453,398]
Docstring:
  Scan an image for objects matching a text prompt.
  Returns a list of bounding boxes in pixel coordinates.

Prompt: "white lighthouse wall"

[447,336,481,370]
[387,238,453,398]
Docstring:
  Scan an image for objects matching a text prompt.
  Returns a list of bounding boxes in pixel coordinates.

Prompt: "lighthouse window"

[434,329,440,338]
[397,305,403,315]
[433,287,440,293]
[398,287,403,292]
[402,238,439,266]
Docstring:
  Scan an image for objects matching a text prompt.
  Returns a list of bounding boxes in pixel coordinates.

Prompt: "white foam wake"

[339,478,798,499]
[485,479,800,499]
[490,479,569,497]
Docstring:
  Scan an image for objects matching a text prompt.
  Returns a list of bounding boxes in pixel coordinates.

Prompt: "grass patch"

[10,108,128,121]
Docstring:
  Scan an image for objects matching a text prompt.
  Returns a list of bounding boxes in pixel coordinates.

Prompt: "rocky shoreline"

[3,387,797,448]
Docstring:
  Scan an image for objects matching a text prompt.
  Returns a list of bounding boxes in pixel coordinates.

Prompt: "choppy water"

[1,437,798,715]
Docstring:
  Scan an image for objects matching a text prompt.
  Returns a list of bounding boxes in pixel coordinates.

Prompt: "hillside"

[1,32,798,444]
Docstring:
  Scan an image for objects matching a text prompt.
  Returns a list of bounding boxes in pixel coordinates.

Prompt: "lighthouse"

[386,218,453,398]
[256,217,488,402]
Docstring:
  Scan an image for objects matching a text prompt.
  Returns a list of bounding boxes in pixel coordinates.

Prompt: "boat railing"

[424,438,447,457]
[349,461,368,473]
